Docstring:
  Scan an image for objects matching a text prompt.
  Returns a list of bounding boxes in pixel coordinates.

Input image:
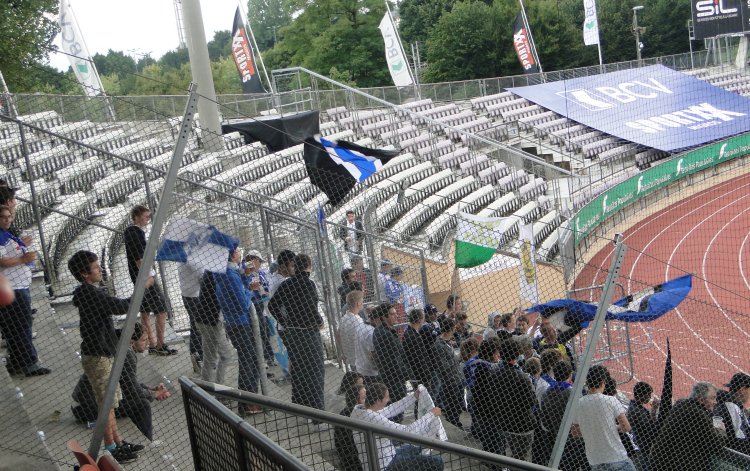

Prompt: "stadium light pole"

[633,6,645,65]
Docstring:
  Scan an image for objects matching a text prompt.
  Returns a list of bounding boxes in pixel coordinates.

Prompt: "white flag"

[518,223,539,303]
[379,13,413,87]
[582,0,600,46]
[59,1,104,96]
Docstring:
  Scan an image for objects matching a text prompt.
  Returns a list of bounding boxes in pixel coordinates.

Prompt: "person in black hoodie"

[268,253,325,411]
[372,302,413,422]
[402,308,432,391]
[464,338,505,458]
[68,250,140,464]
[334,383,366,471]
[496,338,537,461]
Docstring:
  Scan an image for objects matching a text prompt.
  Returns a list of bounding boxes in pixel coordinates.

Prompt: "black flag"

[303,136,399,207]
[512,12,540,74]
[659,338,673,424]
[231,7,265,94]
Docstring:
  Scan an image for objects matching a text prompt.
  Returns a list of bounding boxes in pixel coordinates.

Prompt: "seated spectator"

[715,372,750,455]
[483,312,502,340]
[338,268,362,309]
[627,381,660,469]
[402,308,432,391]
[335,383,366,471]
[329,371,365,414]
[338,290,365,371]
[433,317,466,428]
[650,382,725,470]
[350,383,444,471]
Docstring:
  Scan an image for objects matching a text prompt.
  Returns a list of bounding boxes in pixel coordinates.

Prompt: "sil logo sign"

[695,0,738,18]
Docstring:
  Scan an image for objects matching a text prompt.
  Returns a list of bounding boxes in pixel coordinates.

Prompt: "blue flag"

[156,217,238,273]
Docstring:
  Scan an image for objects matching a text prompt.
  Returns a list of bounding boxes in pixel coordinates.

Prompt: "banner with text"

[691,0,750,40]
[572,132,750,244]
[512,12,540,74]
[232,7,265,94]
[508,64,750,152]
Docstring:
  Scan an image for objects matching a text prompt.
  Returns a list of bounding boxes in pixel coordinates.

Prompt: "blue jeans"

[0,289,37,371]
[225,324,259,394]
[386,445,444,471]
[591,459,636,471]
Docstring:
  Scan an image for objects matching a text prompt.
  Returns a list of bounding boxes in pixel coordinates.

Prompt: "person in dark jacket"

[402,308,432,391]
[372,303,413,422]
[433,317,466,428]
[649,381,725,470]
[268,253,326,411]
[338,268,362,309]
[627,381,660,469]
[496,338,537,461]
[195,271,232,384]
[714,372,750,455]
[464,338,505,458]
[334,383,366,471]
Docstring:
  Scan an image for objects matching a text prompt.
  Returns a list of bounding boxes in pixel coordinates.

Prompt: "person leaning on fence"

[123,205,176,356]
[213,246,262,416]
[338,290,364,371]
[194,270,232,385]
[335,383,366,471]
[496,338,537,461]
[714,373,750,455]
[649,381,726,470]
[177,263,204,373]
[402,308,433,392]
[572,365,635,471]
[626,381,660,470]
[350,382,444,471]
[372,302,413,422]
[268,253,326,412]
[0,205,48,377]
[68,250,141,464]
[433,317,467,429]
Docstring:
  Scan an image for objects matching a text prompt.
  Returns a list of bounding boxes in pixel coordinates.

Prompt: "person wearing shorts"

[69,250,141,463]
[124,205,176,356]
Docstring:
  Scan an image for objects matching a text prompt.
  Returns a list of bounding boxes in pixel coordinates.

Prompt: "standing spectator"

[497,313,516,340]
[338,290,364,371]
[244,250,274,367]
[177,263,204,373]
[354,308,380,384]
[339,210,364,253]
[268,249,295,296]
[453,312,473,346]
[715,373,750,455]
[268,254,326,411]
[627,381,660,469]
[123,205,176,356]
[402,308,432,391]
[68,250,139,463]
[350,256,374,303]
[214,247,261,416]
[515,313,531,336]
[537,322,575,367]
[650,381,725,470]
[338,268,362,310]
[433,317,466,428]
[483,312,502,340]
[464,338,504,456]
[0,205,48,376]
[195,271,232,384]
[496,338,537,461]
[373,303,413,420]
[384,267,406,323]
[573,365,635,471]
[377,260,393,294]
[460,337,480,434]
[442,294,462,320]
[516,334,539,367]
[537,349,563,404]
[423,304,441,337]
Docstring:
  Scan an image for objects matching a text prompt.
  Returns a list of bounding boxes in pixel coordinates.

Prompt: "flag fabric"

[660,338,673,424]
[512,12,540,74]
[155,217,238,273]
[316,204,327,238]
[303,135,399,207]
[526,274,693,331]
[379,13,413,87]
[583,0,601,46]
[454,212,508,268]
[231,7,265,94]
[59,1,105,96]
[518,223,539,303]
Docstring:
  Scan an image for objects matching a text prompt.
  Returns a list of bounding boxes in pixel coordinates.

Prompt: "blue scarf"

[548,380,573,392]
[0,228,27,253]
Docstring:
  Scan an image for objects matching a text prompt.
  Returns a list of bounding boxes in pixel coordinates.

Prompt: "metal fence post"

[364,430,380,471]
[548,234,627,469]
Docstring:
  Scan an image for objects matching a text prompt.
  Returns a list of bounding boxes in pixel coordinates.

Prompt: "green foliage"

[93,50,136,77]
[0,0,59,91]
[247,0,295,51]
[159,48,190,69]
[398,0,455,44]
[208,30,233,61]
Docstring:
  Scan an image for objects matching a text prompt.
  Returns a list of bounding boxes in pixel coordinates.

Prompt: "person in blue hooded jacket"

[214,247,261,415]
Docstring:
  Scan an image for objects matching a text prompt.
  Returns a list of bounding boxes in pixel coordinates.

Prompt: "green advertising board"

[573,133,750,245]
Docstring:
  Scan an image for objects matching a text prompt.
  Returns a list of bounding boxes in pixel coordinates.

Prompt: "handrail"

[185,377,557,471]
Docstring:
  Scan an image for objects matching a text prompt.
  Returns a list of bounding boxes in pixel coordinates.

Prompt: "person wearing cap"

[244,249,274,367]
[715,372,750,454]
[338,210,364,254]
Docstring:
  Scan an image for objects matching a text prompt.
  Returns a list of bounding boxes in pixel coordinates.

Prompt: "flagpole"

[238,0,272,95]
[66,0,116,122]
[518,0,543,74]
[384,1,419,98]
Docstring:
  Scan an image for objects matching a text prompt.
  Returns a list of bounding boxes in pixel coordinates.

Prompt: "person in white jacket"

[350,383,444,470]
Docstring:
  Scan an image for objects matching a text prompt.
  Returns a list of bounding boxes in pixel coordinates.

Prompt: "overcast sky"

[50,0,242,71]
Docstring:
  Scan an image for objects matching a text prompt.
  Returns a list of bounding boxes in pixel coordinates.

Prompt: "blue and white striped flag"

[156,217,238,273]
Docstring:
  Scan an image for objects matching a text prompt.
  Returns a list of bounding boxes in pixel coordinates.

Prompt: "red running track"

[574,172,750,398]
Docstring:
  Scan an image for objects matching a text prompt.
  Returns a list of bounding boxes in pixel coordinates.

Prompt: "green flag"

[455,212,508,268]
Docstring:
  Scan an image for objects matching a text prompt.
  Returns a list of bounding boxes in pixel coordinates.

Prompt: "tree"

[398,0,455,45]
[93,50,136,77]
[247,0,295,51]
[0,0,59,91]
[160,47,190,70]
[208,30,232,61]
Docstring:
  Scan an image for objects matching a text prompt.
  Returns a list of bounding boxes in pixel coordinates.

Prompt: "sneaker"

[149,346,178,356]
[24,366,51,377]
[110,445,138,464]
[120,440,145,452]
[239,404,263,416]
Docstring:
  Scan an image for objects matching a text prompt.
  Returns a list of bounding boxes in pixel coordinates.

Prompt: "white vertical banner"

[582,0,601,46]
[379,13,413,87]
[518,223,539,303]
[59,0,104,96]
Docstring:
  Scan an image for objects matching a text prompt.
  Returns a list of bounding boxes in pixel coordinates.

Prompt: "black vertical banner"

[512,12,539,75]
[231,7,265,94]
